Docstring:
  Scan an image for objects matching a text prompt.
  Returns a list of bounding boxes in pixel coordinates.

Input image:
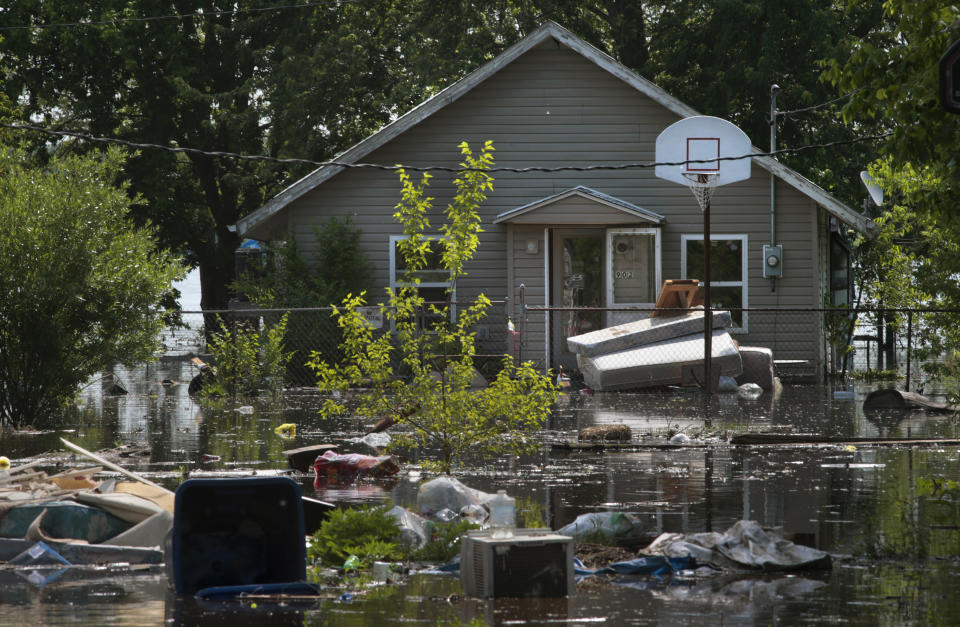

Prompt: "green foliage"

[308,504,478,572]
[0,145,184,427]
[849,369,899,382]
[926,352,960,406]
[231,218,372,386]
[0,1,882,314]
[516,496,548,530]
[410,518,479,563]
[201,313,292,398]
[823,2,960,375]
[308,506,404,568]
[232,218,371,308]
[309,142,558,473]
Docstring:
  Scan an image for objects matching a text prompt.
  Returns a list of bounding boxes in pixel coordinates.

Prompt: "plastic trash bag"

[556,512,645,543]
[738,383,763,400]
[717,376,739,393]
[386,505,431,549]
[358,432,391,451]
[459,503,488,524]
[10,541,71,567]
[416,476,493,518]
[313,450,399,486]
[717,520,831,570]
[644,520,831,571]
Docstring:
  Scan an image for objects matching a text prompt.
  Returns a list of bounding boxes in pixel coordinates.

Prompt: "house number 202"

[615,271,634,279]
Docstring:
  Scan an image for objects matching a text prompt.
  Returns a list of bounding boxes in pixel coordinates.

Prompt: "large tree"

[823,0,960,223]
[0,145,184,427]
[821,1,960,373]
[0,0,885,310]
[0,1,456,310]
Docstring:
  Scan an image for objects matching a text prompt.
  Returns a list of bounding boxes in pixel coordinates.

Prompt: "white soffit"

[494,186,665,224]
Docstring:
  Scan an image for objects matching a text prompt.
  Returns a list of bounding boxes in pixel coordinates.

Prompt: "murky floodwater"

[2,354,960,626]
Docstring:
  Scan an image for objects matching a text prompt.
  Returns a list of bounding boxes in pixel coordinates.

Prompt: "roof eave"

[494,186,665,224]
[753,155,877,236]
[237,20,875,238]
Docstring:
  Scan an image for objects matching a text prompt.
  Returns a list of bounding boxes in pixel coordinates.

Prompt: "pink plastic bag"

[313,450,399,486]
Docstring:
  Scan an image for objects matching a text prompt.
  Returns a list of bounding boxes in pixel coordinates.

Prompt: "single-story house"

[236,21,872,380]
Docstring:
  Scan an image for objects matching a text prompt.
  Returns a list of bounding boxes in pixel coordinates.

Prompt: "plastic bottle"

[488,490,515,538]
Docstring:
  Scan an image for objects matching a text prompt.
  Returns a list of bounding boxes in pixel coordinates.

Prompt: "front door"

[552,229,604,371]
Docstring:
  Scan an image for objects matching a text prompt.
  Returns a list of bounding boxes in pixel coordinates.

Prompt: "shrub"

[201,313,291,397]
[0,146,184,427]
[308,506,404,568]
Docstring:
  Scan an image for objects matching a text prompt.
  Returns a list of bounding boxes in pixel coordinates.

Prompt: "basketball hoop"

[681,172,718,212]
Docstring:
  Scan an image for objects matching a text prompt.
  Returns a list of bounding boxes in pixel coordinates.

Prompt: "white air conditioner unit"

[460,530,575,598]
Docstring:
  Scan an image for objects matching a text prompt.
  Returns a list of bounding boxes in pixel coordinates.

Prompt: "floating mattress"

[579,329,742,391]
[567,310,732,358]
[736,346,776,391]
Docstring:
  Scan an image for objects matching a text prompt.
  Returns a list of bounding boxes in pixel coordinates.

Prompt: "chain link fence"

[520,306,960,389]
[161,305,960,390]
[166,300,514,388]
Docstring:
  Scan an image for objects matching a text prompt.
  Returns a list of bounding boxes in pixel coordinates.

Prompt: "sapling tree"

[308,141,557,473]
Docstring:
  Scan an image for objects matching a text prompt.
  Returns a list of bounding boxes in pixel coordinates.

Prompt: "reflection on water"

[3,356,960,625]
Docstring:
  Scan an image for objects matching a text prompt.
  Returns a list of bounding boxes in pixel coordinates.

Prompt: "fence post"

[905,310,913,392]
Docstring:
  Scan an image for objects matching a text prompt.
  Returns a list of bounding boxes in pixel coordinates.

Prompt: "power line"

[776,90,861,118]
[0,121,893,173]
[0,1,348,32]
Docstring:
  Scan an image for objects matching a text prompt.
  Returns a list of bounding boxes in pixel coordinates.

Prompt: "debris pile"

[567,280,778,393]
[0,442,172,570]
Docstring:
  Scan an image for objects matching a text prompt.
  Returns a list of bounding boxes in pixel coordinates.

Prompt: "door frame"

[550,227,606,371]
[604,227,662,327]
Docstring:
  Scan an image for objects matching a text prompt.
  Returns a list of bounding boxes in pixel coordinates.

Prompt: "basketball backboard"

[655,116,752,186]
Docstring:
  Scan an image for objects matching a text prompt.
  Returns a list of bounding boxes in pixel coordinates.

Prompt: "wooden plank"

[551,441,708,451]
[281,444,339,473]
[651,280,702,317]
[731,434,960,446]
[60,438,172,494]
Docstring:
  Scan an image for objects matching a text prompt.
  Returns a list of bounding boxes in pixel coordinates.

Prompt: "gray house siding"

[241,26,867,378]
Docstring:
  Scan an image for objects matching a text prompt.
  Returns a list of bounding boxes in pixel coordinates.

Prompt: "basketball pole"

[703,189,712,393]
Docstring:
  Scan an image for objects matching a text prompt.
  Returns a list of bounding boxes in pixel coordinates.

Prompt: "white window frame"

[680,233,748,333]
[605,227,662,309]
[389,235,456,323]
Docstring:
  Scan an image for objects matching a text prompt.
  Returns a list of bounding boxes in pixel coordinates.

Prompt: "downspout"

[769,84,780,293]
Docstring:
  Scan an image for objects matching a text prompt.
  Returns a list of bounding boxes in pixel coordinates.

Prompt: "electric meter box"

[460,530,574,598]
[763,244,783,278]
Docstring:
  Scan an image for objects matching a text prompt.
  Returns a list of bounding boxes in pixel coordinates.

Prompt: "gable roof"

[494,186,665,224]
[237,21,873,237]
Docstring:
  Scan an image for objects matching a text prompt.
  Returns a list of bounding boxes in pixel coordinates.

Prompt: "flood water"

[2,349,960,626]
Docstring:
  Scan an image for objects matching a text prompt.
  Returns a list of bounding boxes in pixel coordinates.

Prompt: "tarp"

[643,520,831,571]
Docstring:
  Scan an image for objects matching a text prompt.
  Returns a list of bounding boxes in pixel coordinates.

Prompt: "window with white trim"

[389,235,455,323]
[680,234,748,332]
